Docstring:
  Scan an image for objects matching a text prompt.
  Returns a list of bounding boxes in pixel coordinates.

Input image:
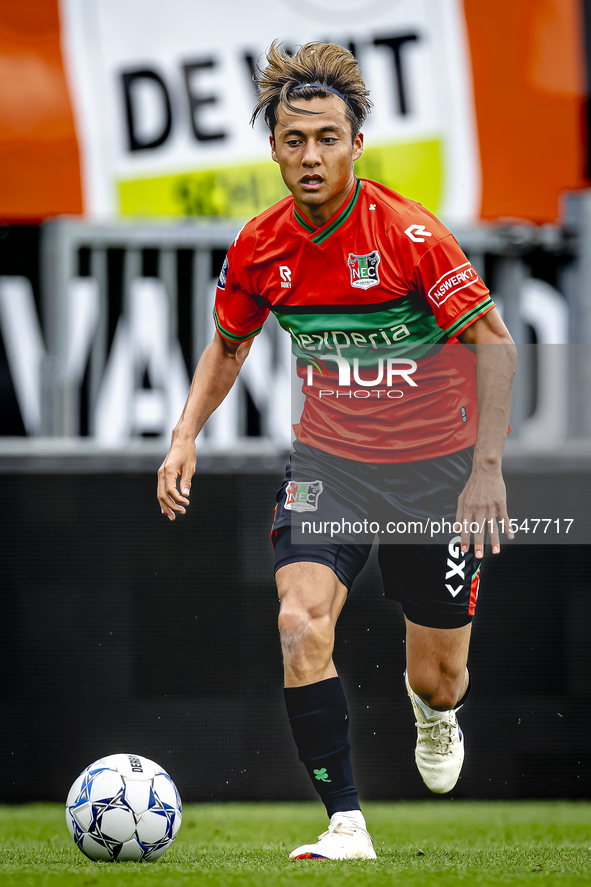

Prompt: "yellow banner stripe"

[118,139,443,218]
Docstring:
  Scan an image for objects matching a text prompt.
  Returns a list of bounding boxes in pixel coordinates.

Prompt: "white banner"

[60,0,480,224]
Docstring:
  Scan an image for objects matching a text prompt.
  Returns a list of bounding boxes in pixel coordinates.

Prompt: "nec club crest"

[347,250,381,289]
[285,480,324,512]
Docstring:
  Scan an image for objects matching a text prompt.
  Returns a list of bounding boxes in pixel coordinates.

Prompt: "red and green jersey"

[214,177,495,462]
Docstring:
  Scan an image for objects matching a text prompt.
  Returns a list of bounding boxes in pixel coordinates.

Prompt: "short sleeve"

[412,234,495,338]
[213,223,269,344]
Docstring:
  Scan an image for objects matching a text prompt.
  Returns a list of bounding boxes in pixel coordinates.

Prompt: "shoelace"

[317,822,361,841]
[416,716,457,755]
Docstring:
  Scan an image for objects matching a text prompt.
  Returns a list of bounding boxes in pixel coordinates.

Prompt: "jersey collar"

[293,177,362,245]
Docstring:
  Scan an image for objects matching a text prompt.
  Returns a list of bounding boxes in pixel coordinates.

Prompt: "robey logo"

[279,265,292,288]
[405,224,432,243]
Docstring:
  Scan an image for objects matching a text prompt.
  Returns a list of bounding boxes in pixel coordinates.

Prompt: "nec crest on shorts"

[285,479,324,513]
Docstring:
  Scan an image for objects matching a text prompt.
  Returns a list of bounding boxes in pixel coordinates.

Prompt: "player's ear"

[270,135,279,163]
[352,132,364,163]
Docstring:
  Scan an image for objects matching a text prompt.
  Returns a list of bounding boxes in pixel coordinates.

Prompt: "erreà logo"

[347,250,380,290]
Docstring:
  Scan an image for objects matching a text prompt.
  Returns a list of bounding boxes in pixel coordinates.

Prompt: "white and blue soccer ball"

[66,753,182,861]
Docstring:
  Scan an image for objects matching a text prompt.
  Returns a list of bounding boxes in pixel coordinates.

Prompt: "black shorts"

[271,442,482,629]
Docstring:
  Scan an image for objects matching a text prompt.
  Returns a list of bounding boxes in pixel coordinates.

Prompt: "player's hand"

[157,435,196,521]
[455,464,514,559]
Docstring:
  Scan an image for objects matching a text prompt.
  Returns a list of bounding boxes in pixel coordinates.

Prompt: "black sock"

[284,676,359,817]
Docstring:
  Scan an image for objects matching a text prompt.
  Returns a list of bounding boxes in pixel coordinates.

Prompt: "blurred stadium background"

[0,0,589,805]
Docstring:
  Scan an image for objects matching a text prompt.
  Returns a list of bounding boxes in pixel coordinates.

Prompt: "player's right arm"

[158,222,267,520]
[157,331,255,520]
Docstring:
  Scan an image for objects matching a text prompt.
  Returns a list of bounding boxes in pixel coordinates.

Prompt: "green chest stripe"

[273,301,444,362]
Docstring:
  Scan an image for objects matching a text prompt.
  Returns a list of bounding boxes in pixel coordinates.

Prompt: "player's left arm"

[456,308,517,558]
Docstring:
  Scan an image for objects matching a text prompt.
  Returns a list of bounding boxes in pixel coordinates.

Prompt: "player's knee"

[278,608,334,666]
[277,607,307,642]
[279,608,332,646]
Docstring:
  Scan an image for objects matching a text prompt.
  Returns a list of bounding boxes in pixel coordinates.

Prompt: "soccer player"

[157,42,516,860]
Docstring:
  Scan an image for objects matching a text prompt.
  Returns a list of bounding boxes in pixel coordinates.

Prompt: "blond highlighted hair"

[250,41,372,140]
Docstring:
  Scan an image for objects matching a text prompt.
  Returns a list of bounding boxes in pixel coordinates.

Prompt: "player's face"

[270,95,364,225]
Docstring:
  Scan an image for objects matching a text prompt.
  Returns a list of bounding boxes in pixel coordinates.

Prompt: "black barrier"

[1,470,589,803]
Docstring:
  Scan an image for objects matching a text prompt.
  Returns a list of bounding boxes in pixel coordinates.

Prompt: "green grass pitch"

[1,801,591,886]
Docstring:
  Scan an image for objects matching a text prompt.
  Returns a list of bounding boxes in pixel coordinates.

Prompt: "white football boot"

[405,670,465,794]
[289,820,377,860]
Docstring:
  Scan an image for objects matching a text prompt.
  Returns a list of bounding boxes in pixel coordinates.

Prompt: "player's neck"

[294,175,356,228]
